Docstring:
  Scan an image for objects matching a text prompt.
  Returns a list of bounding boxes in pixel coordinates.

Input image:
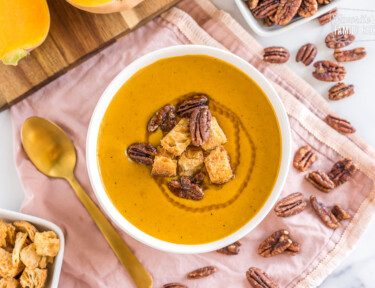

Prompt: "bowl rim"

[86,45,292,254]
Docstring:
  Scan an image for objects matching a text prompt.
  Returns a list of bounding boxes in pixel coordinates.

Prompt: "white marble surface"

[1,0,375,286]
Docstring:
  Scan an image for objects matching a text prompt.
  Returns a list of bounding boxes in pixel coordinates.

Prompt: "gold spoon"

[21,116,153,288]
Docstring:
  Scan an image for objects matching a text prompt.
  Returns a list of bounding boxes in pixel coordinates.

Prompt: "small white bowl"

[235,0,339,37]
[86,45,292,254]
[0,208,64,287]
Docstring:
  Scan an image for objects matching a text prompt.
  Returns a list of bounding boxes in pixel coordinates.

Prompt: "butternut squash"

[0,0,50,66]
[66,0,143,13]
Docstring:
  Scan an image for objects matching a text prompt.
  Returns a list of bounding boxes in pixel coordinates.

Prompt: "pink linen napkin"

[10,0,375,287]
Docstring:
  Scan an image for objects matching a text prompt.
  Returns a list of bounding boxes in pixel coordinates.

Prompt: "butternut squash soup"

[97,55,282,245]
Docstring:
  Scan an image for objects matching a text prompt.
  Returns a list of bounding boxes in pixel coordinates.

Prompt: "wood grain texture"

[0,0,181,111]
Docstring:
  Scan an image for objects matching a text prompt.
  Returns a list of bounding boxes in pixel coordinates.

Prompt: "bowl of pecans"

[235,0,340,37]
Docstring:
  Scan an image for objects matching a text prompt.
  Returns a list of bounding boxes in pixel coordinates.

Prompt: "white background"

[1,0,375,286]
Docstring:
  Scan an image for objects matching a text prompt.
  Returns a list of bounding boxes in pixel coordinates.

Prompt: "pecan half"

[326,115,356,134]
[216,241,242,255]
[274,192,307,217]
[306,170,335,193]
[246,267,279,288]
[298,0,318,17]
[275,0,302,26]
[310,195,340,229]
[127,143,156,165]
[317,0,332,4]
[263,47,290,64]
[264,14,276,26]
[313,61,346,82]
[334,48,367,62]
[187,266,217,279]
[325,29,355,49]
[176,94,208,117]
[190,106,211,146]
[252,0,280,18]
[293,145,317,172]
[163,284,187,288]
[258,230,292,258]
[328,83,355,101]
[148,104,176,133]
[246,0,260,9]
[328,158,357,186]
[168,176,204,201]
[284,241,301,256]
[318,8,338,25]
[296,43,317,66]
[191,171,205,185]
[331,204,351,221]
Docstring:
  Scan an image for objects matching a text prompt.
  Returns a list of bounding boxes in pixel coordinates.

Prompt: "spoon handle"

[66,175,153,288]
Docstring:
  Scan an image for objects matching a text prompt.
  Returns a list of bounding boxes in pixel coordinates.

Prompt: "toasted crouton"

[20,244,41,269]
[161,118,191,156]
[178,148,204,177]
[201,117,227,151]
[0,248,24,279]
[34,232,60,257]
[0,221,15,249]
[12,233,27,266]
[13,221,38,243]
[20,268,47,288]
[151,148,177,177]
[0,278,20,288]
[204,145,233,184]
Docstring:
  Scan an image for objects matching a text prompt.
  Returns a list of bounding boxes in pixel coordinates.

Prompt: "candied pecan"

[246,267,279,288]
[176,94,208,117]
[326,115,356,134]
[252,0,280,18]
[298,0,318,17]
[328,157,357,186]
[190,106,211,146]
[147,104,176,133]
[328,83,355,101]
[334,48,367,62]
[168,177,204,201]
[191,172,205,185]
[317,0,332,4]
[127,143,156,165]
[258,230,292,258]
[313,61,346,82]
[264,14,276,26]
[325,29,355,49]
[306,170,335,193]
[284,241,301,256]
[275,0,302,26]
[246,0,260,9]
[263,47,290,64]
[163,284,187,288]
[296,43,317,66]
[274,192,307,217]
[187,266,217,279]
[293,145,317,172]
[318,8,338,25]
[331,204,351,221]
[216,241,242,255]
[310,196,340,229]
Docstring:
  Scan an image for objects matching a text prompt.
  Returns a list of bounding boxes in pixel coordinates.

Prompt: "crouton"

[178,148,204,177]
[20,244,41,269]
[13,221,38,243]
[151,148,177,177]
[34,232,60,257]
[201,117,227,151]
[0,248,24,279]
[161,118,191,156]
[20,268,47,288]
[12,233,27,266]
[204,145,233,184]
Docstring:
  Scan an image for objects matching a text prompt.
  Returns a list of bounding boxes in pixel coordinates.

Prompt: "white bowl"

[86,45,292,254]
[0,208,64,287]
[235,0,339,37]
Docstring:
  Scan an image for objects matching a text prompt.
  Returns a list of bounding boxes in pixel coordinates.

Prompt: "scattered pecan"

[191,171,205,185]
[187,266,217,279]
[293,145,317,172]
[313,61,346,82]
[147,104,176,133]
[275,0,302,26]
[246,0,260,9]
[296,43,317,66]
[263,47,290,64]
[328,158,357,186]
[190,106,211,146]
[284,241,301,256]
[127,143,156,165]
[334,48,367,62]
[246,267,279,288]
[258,230,292,258]
[252,0,280,18]
[310,195,340,229]
[163,284,187,288]
[298,0,318,17]
[325,29,355,49]
[264,14,276,26]
[331,204,351,221]
[216,241,242,255]
[306,170,335,193]
[168,176,204,201]
[318,8,338,25]
[328,83,355,101]
[176,94,208,117]
[326,115,356,134]
[317,0,332,3]
[274,192,307,217]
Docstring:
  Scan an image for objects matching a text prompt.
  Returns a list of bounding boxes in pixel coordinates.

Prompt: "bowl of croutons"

[0,208,64,288]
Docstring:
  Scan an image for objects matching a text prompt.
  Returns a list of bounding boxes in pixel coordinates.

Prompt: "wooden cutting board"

[0,0,181,111]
